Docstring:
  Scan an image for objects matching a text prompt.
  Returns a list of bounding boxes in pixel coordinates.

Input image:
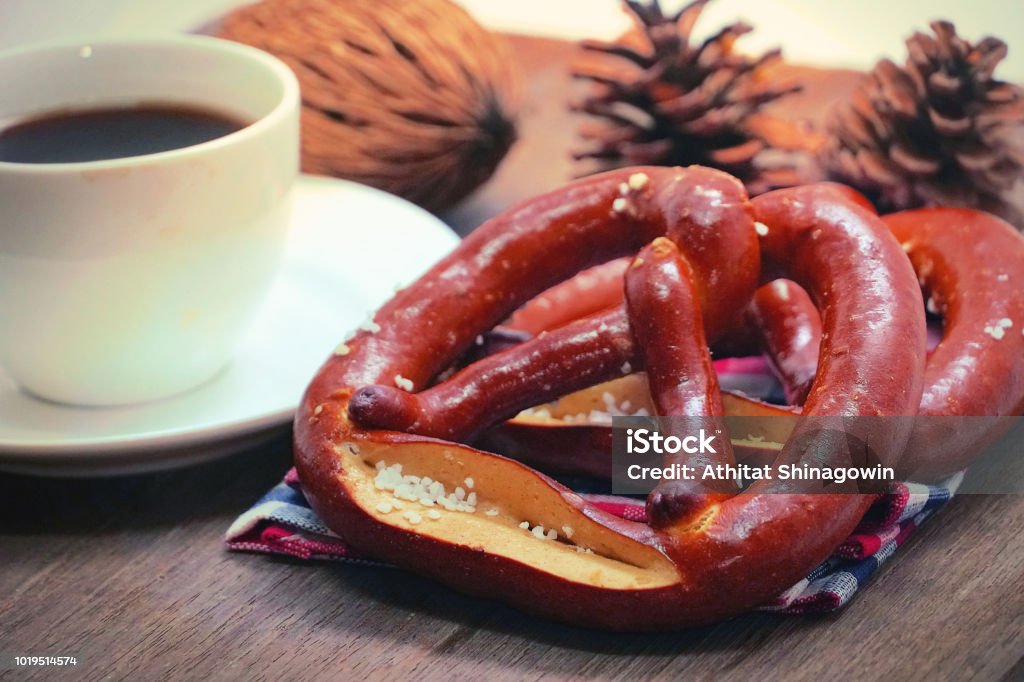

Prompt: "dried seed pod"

[221,0,520,213]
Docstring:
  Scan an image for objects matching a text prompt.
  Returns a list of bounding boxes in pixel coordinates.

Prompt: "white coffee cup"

[0,36,300,406]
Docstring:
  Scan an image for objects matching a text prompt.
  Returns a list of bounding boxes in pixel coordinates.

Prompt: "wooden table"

[1,36,1022,681]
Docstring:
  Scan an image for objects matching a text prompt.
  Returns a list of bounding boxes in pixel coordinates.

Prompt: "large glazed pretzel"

[295,166,990,630]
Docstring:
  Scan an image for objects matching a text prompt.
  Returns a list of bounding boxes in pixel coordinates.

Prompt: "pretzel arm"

[885,208,1024,479]
[624,238,738,527]
[746,279,822,405]
[348,308,637,441]
[507,257,630,335]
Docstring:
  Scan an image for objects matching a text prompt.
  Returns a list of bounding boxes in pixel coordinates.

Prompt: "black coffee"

[0,103,248,164]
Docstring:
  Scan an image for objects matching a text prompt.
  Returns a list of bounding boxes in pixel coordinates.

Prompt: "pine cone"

[571,0,810,194]
[821,21,1024,226]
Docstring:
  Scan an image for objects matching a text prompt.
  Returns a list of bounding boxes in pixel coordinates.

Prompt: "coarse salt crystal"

[464,477,474,489]
[562,525,574,538]
[754,222,769,237]
[376,502,393,514]
[612,197,629,213]
[984,325,1006,340]
[372,461,478,515]
[519,521,530,529]
[313,405,323,416]
[427,509,442,520]
[545,528,558,540]
[394,374,414,391]
[404,511,422,524]
[772,280,790,301]
[628,172,649,190]
[531,525,547,540]
[334,342,351,356]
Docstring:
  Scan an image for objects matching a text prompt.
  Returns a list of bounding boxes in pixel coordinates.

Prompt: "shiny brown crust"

[745,279,822,405]
[507,258,629,335]
[295,168,935,630]
[736,207,1024,480]
[753,185,925,419]
[624,238,737,525]
[885,208,1024,478]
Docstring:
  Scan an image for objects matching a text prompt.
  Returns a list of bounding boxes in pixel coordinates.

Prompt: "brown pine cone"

[821,21,1024,226]
[572,0,814,195]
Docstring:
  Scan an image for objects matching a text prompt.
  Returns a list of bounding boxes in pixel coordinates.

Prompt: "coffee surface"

[0,103,247,163]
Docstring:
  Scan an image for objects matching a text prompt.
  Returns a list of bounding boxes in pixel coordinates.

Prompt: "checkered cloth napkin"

[226,357,963,615]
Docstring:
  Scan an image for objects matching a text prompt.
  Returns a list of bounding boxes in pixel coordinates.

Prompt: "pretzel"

[295,167,934,630]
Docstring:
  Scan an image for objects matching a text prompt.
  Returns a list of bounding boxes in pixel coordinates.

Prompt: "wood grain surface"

[1,35,1022,681]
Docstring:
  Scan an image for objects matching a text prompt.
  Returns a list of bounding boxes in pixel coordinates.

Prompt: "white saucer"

[0,174,458,476]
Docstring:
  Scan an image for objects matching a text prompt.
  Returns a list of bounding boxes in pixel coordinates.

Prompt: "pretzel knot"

[295,167,1024,630]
